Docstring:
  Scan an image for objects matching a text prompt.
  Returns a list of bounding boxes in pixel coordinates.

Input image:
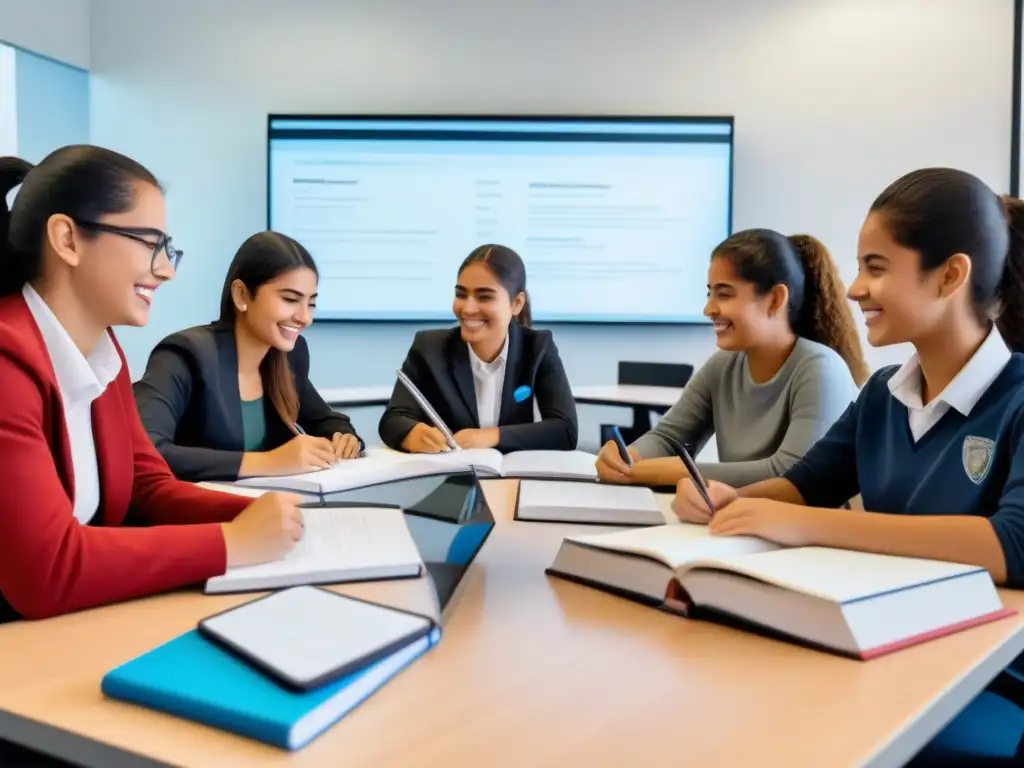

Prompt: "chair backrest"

[617,361,694,388]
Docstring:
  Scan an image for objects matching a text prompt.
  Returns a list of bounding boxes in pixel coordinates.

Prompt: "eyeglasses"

[72,219,184,275]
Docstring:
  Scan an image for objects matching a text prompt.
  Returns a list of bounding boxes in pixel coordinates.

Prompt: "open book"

[546,525,1014,659]
[233,448,599,497]
[205,505,423,594]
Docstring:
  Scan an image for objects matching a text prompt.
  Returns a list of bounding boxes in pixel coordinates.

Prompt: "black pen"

[663,436,716,517]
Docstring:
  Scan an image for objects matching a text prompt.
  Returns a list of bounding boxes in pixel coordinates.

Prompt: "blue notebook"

[101,627,440,750]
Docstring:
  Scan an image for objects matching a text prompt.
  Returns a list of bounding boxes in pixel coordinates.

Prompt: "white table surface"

[570,384,682,408]
[319,384,681,409]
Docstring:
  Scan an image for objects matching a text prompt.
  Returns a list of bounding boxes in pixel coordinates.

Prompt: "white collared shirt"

[23,284,122,524]
[888,326,1012,442]
[468,334,509,429]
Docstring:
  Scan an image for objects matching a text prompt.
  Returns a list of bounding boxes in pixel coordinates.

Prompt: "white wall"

[14,48,90,164]
[87,0,1014,446]
[0,0,90,69]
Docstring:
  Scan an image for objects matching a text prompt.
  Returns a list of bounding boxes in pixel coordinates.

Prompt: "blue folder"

[101,627,440,750]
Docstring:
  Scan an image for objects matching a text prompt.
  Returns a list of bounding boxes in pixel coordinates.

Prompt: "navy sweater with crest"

[783,357,1024,587]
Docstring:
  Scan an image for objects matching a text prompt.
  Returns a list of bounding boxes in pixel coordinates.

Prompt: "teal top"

[240,398,267,452]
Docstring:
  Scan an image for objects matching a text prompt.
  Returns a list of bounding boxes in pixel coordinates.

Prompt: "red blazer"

[0,293,250,619]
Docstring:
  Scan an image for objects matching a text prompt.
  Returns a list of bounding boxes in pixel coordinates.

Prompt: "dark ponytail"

[870,168,1023,352]
[458,244,531,328]
[518,290,533,328]
[0,146,160,296]
[218,231,318,431]
[0,157,36,291]
[787,234,870,385]
[712,229,869,385]
[997,196,1024,352]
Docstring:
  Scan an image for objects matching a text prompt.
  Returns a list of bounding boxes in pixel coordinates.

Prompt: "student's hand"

[595,440,639,484]
[453,428,499,450]
[331,432,361,460]
[222,492,305,567]
[671,479,738,524]
[708,499,818,546]
[401,423,450,454]
[267,434,336,473]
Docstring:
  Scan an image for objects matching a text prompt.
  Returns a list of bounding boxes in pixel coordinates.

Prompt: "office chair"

[989,668,1024,709]
[598,361,692,446]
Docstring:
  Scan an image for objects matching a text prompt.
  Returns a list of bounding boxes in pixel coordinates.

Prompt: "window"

[0,43,16,157]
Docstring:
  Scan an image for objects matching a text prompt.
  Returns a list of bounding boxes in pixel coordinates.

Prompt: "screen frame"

[265,113,735,326]
[1012,0,1022,197]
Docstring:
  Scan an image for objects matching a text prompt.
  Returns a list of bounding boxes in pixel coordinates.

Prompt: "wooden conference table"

[1,479,1023,767]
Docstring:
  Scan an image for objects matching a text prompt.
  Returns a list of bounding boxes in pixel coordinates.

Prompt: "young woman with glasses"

[0,145,305,621]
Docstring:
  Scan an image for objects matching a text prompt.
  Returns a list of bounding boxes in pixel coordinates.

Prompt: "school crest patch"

[962,436,996,485]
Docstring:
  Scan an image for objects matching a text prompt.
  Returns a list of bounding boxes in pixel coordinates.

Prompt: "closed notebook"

[514,479,669,526]
[101,625,440,750]
[205,505,423,594]
[547,525,1015,659]
[232,448,599,496]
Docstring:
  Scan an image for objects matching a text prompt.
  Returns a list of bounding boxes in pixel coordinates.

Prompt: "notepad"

[547,526,1014,659]
[233,448,599,496]
[205,506,423,594]
[514,480,669,525]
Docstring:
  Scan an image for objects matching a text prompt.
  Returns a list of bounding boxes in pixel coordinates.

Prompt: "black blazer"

[379,323,578,453]
[133,323,360,482]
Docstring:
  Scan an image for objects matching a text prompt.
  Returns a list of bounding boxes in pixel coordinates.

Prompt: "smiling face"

[849,211,971,347]
[52,182,173,328]
[235,266,318,352]
[453,261,525,352]
[704,255,786,351]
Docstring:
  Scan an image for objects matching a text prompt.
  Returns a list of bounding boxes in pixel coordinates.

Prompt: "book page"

[406,448,504,475]
[566,524,780,570]
[232,453,409,493]
[206,507,422,589]
[197,482,267,499]
[502,450,599,480]
[682,547,986,603]
[233,448,500,494]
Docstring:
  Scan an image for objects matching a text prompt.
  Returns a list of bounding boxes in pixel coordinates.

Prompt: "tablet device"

[198,585,436,691]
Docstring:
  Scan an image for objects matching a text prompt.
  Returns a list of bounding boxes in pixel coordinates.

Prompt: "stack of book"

[102,586,440,750]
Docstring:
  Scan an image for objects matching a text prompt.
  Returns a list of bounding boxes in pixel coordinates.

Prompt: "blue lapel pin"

[513,385,532,403]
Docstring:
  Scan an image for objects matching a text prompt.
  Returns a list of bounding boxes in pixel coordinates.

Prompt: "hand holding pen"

[673,440,718,516]
[595,425,637,483]
[396,369,460,452]
[671,471,738,524]
[294,423,361,460]
[650,434,736,524]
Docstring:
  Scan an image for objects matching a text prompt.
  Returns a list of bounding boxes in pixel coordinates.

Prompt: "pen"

[395,369,460,451]
[664,436,715,516]
[610,425,633,467]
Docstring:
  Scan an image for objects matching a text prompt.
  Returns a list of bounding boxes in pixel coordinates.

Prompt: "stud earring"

[237,304,247,312]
